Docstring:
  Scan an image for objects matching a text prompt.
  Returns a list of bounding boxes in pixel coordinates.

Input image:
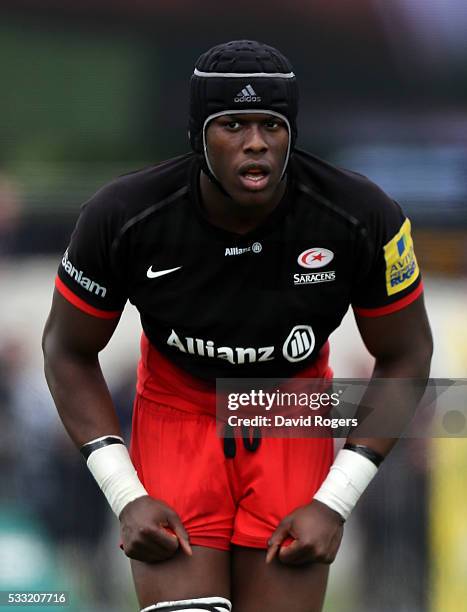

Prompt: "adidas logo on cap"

[234,84,262,103]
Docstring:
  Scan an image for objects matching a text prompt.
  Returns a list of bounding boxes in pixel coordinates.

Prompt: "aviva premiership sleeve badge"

[383,218,420,295]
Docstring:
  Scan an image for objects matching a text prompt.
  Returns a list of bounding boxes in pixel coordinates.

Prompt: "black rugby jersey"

[56,150,422,380]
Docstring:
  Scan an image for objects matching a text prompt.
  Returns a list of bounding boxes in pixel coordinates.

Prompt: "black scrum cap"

[189,40,299,185]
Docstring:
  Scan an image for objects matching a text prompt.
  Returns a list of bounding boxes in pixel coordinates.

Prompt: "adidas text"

[234,84,262,103]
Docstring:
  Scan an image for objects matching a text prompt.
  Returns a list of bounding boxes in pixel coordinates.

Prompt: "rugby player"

[42,40,433,612]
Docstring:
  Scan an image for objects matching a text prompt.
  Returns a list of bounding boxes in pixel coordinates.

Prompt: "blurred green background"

[0,2,466,611]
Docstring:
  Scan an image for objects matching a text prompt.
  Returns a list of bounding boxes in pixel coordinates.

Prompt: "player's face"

[205,113,289,205]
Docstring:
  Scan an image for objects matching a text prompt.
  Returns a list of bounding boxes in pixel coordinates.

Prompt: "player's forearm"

[43,343,151,518]
[313,346,432,520]
[347,346,432,457]
[372,342,432,379]
[43,346,121,448]
[42,300,148,519]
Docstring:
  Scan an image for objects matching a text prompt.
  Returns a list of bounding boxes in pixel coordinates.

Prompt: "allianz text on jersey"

[166,325,315,365]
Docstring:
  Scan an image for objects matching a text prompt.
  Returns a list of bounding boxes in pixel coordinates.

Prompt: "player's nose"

[243,124,268,154]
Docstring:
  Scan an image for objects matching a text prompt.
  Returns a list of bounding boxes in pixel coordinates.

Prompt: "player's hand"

[119,495,192,562]
[266,500,344,566]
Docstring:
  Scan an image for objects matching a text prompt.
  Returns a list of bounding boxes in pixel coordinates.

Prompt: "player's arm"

[42,290,192,561]
[267,295,432,565]
[349,290,433,454]
[269,295,432,565]
[42,290,122,445]
[311,292,432,518]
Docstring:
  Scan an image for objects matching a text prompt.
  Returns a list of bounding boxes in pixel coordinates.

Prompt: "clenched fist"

[266,500,344,565]
[120,496,192,563]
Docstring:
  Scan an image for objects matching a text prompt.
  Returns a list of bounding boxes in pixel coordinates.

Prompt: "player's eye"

[265,118,281,129]
[225,120,241,130]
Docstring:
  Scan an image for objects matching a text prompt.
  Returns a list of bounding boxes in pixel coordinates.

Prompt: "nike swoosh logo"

[147,265,182,279]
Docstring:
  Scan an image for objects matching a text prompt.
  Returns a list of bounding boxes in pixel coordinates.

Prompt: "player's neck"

[199,171,287,235]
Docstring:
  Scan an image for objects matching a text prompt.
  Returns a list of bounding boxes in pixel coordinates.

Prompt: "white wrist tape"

[313,448,378,521]
[86,442,148,517]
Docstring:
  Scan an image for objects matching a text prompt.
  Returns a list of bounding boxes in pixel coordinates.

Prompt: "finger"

[122,532,177,562]
[144,525,179,553]
[268,521,291,548]
[266,522,291,564]
[127,542,176,563]
[173,526,193,556]
[265,542,280,564]
[168,515,193,556]
[278,539,305,564]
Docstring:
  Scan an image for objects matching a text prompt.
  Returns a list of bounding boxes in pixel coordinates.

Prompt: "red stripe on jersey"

[136,334,333,416]
[55,276,122,319]
[353,281,424,318]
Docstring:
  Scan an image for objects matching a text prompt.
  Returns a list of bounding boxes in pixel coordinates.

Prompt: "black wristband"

[80,435,124,460]
[343,443,384,467]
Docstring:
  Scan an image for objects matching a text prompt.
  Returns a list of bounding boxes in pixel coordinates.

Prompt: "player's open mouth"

[238,163,271,191]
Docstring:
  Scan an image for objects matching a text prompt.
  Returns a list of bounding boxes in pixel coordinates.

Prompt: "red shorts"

[130,394,334,551]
